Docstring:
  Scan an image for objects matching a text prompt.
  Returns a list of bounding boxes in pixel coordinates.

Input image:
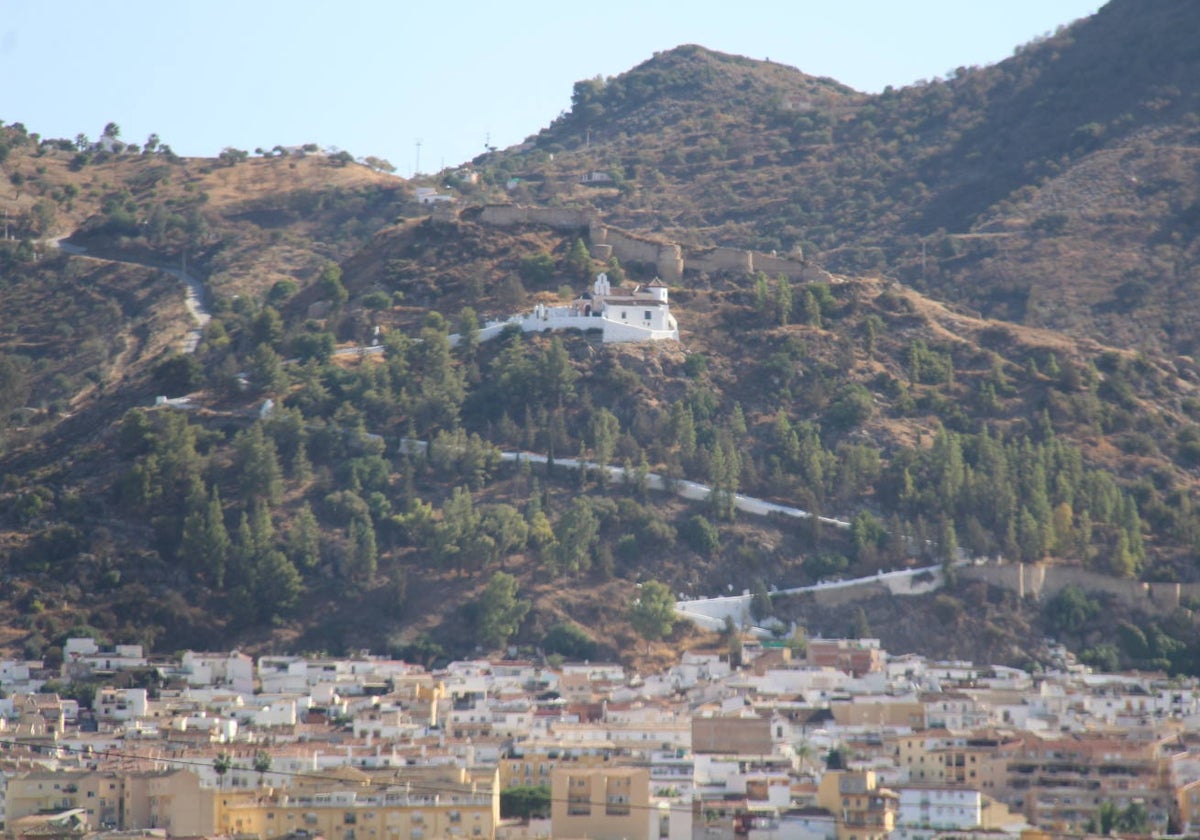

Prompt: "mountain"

[2,0,1200,674]
[485,0,1200,352]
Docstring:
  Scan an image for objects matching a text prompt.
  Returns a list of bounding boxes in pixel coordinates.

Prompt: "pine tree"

[287,502,321,570]
[536,338,577,409]
[348,516,378,585]
[291,440,313,483]
[234,423,284,506]
[553,497,599,575]
[750,579,772,622]
[729,403,747,438]
[179,479,230,587]
[256,548,303,620]
[775,274,793,326]
[670,401,697,462]
[587,408,620,486]
[802,287,821,327]
[203,487,231,587]
[476,571,530,650]
[753,272,770,316]
[458,306,480,358]
[566,238,594,280]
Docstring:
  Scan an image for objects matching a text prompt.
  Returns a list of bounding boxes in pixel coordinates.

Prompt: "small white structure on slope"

[462,273,679,346]
[575,272,678,342]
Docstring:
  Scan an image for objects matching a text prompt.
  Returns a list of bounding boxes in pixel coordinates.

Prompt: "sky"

[1,0,1102,177]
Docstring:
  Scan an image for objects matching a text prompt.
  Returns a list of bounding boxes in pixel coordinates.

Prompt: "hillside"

[478,0,1200,354]
[2,0,1200,674]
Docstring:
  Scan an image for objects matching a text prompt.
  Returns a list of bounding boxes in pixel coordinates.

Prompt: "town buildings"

[2,637,1200,840]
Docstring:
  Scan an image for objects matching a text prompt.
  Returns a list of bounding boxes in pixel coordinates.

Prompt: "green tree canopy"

[500,785,551,820]
[629,579,676,643]
[476,571,530,650]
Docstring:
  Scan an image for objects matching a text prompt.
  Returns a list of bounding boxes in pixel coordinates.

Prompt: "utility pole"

[414,139,422,176]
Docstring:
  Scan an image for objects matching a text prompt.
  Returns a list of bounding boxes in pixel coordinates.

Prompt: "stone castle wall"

[589,222,684,282]
[958,562,1200,612]
[753,250,808,278]
[473,204,804,283]
[685,246,753,276]
[478,204,596,230]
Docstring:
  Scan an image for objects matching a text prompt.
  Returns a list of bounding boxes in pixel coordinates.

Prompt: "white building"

[233,695,302,728]
[575,273,679,342]
[63,638,146,676]
[170,711,238,743]
[415,186,453,204]
[462,272,680,346]
[257,656,310,695]
[0,660,42,695]
[178,651,254,694]
[94,687,148,722]
[891,786,982,840]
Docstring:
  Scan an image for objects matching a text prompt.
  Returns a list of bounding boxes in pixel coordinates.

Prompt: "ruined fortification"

[959,561,1200,613]
[474,204,805,283]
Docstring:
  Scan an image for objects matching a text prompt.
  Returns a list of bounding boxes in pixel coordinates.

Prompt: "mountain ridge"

[1,0,1200,673]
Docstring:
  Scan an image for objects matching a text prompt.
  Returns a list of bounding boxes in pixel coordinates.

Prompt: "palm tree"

[253,750,272,787]
[214,752,232,788]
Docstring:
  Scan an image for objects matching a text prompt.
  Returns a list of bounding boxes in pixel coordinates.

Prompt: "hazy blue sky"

[2,0,1101,176]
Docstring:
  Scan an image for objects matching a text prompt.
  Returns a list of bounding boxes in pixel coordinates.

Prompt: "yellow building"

[896,731,1021,793]
[1001,731,1172,832]
[831,701,925,730]
[550,766,650,840]
[138,770,218,836]
[817,770,898,840]
[1174,776,1200,835]
[216,765,500,840]
[498,744,612,790]
[5,771,122,835]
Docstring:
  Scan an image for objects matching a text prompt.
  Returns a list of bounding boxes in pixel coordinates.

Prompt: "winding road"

[51,237,211,354]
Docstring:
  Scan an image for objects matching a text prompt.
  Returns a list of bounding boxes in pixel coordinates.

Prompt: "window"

[644,310,651,320]
[607,795,631,816]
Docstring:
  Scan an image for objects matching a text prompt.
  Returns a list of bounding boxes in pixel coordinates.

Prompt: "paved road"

[50,237,211,354]
[397,438,850,530]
